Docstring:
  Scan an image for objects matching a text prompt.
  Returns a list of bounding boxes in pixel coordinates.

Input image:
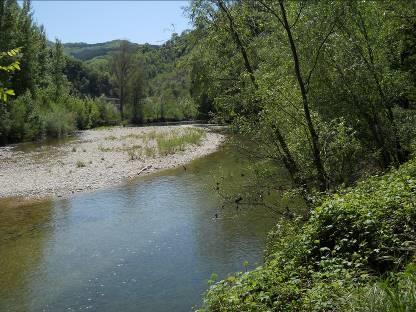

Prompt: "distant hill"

[62,40,159,61]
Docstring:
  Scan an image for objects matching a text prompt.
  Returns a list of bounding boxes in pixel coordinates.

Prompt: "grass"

[107,132,155,142]
[75,160,86,168]
[127,146,141,160]
[143,130,158,142]
[156,128,205,155]
[344,269,416,312]
[99,128,206,159]
[98,145,114,152]
[122,133,143,140]
[144,146,157,158]
[104,135,117,141]
[92,126,115,131]
[126,145,158,160]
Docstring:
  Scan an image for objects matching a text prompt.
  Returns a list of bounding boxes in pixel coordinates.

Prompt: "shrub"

[198,158,416,311]
[96,97,121,126]
[157,128,205,155]
[41,104,76,138]
[75,160,86,168]
[0,89,121,145]
[342,265,416,312]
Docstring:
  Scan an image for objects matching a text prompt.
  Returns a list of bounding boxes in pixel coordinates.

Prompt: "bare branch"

[257,0,285,27]
[290,1,305,29]
[305,21,337,89]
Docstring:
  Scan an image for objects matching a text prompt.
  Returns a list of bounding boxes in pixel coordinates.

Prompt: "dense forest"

[1,0,416,310]
[187,1,416,311]
[0,0,200,145]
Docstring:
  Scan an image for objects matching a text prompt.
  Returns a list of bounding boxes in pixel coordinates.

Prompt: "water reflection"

[0,199,54,311]
[0,142,281,312]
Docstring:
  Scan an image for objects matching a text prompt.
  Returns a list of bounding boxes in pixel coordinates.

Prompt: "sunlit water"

[0,140,279,312]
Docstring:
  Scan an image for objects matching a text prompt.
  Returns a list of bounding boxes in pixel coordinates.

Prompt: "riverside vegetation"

[1,0,416,311]
[197,158,416,311]
[0,0,201,146]
[188,0,416,311]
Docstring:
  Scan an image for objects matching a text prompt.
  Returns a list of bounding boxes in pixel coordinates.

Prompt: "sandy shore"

[0,125,224,200]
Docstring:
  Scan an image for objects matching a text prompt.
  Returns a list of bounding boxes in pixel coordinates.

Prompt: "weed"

[157,128,205,155]
[105,135,117,140]
[76,160,86,168]
[98,146,113,152]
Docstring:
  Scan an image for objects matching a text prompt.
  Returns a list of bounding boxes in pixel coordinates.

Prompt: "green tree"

[110,40,133,120]
[128,57,146,124]
[51,39,67,100]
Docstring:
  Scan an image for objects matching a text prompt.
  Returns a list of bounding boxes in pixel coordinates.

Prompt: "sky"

[29,1,191,44]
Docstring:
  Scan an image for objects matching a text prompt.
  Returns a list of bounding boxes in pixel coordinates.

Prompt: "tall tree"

[129,59,145,124]
[51,39,66,100]
[255,0,330,190]
[111,40,133,120]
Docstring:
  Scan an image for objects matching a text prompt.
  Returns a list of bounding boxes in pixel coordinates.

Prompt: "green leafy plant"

[198,157,416,311]
[0,48,21,102]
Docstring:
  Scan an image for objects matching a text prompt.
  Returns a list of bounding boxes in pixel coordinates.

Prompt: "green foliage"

[75,160,86,168]
[318,119,365,186]
[0,48,21,102]
[64,56,112,98]
[157,128,205,155]
[0,2,200,146]
[342,266,416,312]
[0,88,120,144]
[198,157,416,311]
[63,40,148,61]
[189,0,416,195]
[64,33,199,124]
[41,104,75,138]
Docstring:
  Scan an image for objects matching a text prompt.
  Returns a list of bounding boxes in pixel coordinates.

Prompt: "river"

[0,139,280,312]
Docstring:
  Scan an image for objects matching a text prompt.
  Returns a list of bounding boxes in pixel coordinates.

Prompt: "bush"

[157,128,205,155]
[198,158,416,311]
[41,104,76,138]
[96,97,120,126]
[0,89,121,145]
[342,265,416,312]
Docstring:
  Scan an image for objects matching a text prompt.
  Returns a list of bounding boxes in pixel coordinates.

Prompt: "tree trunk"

[279,0,327,191]
[217,0,258,89]
[120,85,124,121]
[216,0,307,193]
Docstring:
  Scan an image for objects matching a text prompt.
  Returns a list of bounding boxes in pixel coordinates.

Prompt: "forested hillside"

[63,33,199,122]
[0,0,200,146]
[62,40,156,61]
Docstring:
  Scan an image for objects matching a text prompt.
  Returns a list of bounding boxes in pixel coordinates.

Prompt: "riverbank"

[198,157,416,311]
[0,125,224,200]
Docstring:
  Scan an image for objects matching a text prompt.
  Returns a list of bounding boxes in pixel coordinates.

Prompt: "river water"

[0,140,279,312]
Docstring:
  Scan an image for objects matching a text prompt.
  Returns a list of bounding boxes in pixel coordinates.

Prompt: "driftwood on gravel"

[138,165,152,175]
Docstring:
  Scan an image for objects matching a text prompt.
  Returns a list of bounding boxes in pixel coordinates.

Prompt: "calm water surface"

[0,141,278,312]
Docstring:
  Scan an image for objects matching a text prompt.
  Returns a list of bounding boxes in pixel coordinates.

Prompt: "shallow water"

[0,141,280,312]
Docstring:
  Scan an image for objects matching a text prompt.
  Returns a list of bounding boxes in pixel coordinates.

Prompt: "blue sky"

[30,1,191,44]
